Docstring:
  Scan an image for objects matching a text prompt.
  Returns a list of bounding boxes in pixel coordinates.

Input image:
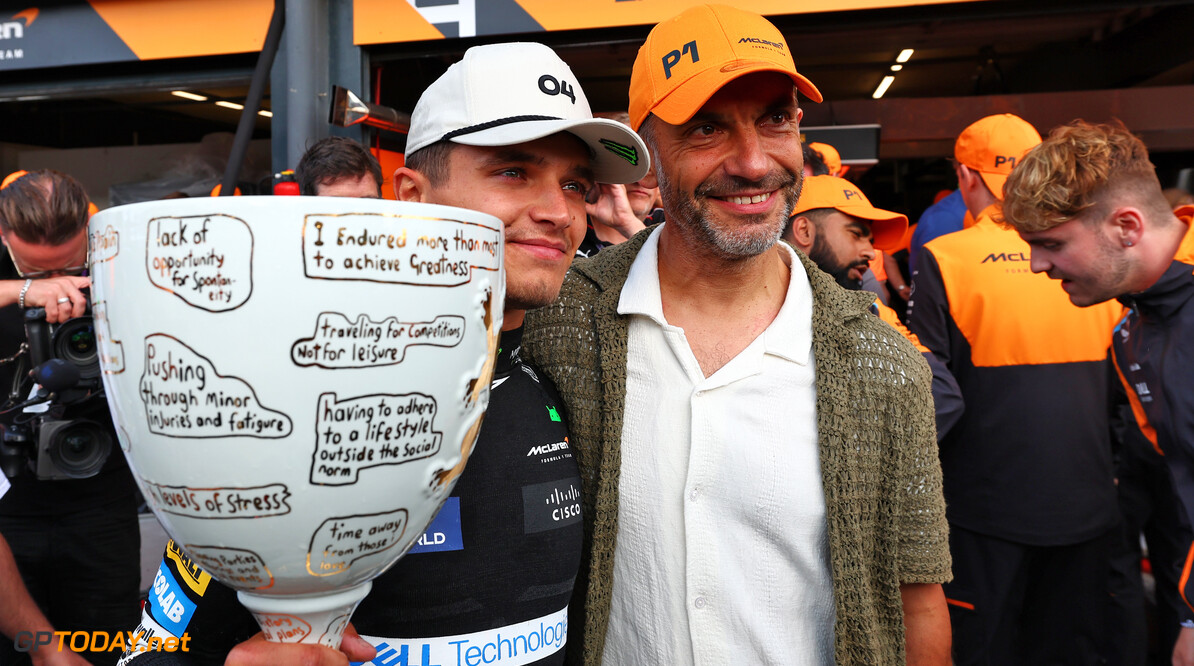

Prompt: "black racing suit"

[120,328,583,666]
[1112,212,1194,613]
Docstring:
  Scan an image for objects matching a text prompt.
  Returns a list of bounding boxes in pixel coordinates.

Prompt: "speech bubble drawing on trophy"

[89,196,503,647]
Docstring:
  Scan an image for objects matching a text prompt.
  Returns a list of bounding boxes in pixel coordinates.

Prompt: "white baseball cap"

[405,42,650,185]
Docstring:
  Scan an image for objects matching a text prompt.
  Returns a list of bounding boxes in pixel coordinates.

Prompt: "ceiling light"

[890,64,903,72]
[258,109,273,118]
[215,101,245,110]
[872,76,896,99]
[171,90,207,101]
[896,49,914,63]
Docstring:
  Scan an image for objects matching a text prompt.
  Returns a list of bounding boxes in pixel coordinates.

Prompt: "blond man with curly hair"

[1004,119,1194,666]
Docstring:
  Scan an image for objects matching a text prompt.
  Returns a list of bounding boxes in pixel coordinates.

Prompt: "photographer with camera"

[0,170,140,666]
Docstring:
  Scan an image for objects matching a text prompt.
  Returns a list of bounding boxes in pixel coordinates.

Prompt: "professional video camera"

[0,299,114,480]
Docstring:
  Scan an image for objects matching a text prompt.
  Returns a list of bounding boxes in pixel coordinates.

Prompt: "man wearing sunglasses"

[0,170,141,666]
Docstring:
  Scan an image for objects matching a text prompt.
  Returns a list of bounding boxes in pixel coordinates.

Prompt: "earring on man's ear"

[1124,240,1133,247]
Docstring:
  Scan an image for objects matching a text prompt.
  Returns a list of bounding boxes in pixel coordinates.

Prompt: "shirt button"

[694,596,707,609]
[689,488,699,501]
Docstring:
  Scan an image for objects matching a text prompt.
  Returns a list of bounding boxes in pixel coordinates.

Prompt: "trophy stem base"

[238,582,372,649]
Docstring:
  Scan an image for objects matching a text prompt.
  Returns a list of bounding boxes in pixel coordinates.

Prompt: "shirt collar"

[617,225,812,365]
[617,224,667,325]
[765,242,813,364]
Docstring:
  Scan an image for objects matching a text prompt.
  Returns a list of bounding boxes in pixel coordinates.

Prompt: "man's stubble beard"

[657,161,803,259]
[1072,228,1132,307]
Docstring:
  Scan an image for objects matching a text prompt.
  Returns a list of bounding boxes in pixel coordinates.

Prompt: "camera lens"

[46,420,111,479]
[51,317,99,379]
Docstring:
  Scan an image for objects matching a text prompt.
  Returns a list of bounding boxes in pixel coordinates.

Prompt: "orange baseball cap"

[628,4,822,131]
[808,142,848,177]
[954,113,1041,200]
[791,175,908,252]
[1,170,28,189]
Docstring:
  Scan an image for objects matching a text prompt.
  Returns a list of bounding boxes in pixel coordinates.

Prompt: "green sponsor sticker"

[547,405,562,422]
[600,139,639,166]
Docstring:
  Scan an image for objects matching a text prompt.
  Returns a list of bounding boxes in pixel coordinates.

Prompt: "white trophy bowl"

[87,196,504,647]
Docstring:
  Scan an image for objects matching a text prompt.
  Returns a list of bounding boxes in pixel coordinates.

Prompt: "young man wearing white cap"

[120,42,648,666]
[524,5,950,665]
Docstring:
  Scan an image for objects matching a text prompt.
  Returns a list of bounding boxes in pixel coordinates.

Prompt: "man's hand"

[1174,626,1194,666]
[225,623,376,666]
[22,277,90,323]
[585,184,646,241]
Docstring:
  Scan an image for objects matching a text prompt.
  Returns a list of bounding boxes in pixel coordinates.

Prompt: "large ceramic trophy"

[88,196,503,646]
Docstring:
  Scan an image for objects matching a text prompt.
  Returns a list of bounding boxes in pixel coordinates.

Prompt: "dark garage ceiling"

[2,0,1193,158]
[371,0,1194,157]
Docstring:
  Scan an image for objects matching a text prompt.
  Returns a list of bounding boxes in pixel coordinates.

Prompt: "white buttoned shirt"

[601,228,835,665]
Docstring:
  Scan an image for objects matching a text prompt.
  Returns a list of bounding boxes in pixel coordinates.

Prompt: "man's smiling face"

[648,72,804,259]
[421,134,593,312]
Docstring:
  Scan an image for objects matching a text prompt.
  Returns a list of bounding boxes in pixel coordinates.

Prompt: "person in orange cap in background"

[907,114,1124,664]
[805,142,912,305]
[784,174,963,441]
[808,141,848,178]
[524,4,951,665]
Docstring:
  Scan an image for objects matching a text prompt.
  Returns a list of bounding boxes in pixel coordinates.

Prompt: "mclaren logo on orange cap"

[738,36,784,51]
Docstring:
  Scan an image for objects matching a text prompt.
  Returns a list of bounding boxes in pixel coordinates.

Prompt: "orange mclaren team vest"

[908,206,1123,544]
[924,211,1122,368]
[873,299,928,353]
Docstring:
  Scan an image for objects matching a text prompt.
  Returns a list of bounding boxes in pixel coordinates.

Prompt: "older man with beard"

[523,5,952,666]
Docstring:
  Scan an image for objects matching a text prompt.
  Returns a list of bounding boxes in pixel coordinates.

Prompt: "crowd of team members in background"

[1,4,1193,665]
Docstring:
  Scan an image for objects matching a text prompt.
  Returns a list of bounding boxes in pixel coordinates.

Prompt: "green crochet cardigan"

[523,229,951,665]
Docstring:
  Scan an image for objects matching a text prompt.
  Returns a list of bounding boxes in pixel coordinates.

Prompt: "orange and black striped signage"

[0,0,988,71]
[0,2,271,72]
[354,0,987,44]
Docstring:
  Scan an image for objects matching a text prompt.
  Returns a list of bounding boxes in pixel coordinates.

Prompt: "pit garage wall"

[801,86,1194,158]
[11,139,271,210]
[0,1,366,180]
[0,2,272,71]
[352,0,988,43]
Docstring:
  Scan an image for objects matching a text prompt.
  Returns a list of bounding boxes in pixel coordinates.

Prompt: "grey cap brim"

[448,117,650,185]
